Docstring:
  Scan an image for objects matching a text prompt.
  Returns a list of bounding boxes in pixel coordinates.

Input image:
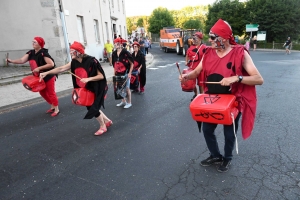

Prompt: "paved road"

[0,44,300,199]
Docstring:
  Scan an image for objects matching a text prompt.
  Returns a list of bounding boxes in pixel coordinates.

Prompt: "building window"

[117,0,120,11]
[76,15,87,44]
[124,26,126,39]
[94,19,100,44]
[103,0,105,3]
[122,0,125,14]
[119,25,122,38]
[105,22,109,40]
[111,0,114,8]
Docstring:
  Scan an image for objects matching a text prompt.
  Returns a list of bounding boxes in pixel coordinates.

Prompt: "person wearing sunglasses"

[131,41,146,94]
[112,38,134,108]
[185,32,206,101]
[40,41,112,136]
[7,36,59,117]
[180,19,264,173]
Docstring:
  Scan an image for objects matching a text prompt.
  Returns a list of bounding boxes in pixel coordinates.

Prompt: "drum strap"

[190,44,202,68]
[231,113,238,154]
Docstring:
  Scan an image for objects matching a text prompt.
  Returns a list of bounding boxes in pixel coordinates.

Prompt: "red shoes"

[46,108,54,113]
[94,127,107,136]
[105,120,113,127]
[51,111,60,117]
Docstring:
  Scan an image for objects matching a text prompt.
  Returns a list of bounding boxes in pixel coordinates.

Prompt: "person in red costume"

[40,41,112,136]
[185,32,206,100]
[131,41,146,94]
[7,37,59,116]
[180,19,264,172]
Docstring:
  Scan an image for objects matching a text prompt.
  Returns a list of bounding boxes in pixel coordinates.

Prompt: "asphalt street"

[0,44,300,199]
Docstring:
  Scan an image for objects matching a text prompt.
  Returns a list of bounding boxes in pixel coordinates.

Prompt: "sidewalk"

[0,53,153,113]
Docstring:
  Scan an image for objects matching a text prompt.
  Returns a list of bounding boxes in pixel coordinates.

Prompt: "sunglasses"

[32,41,37,44]
[209,32,219,40]
[133,45,138,48]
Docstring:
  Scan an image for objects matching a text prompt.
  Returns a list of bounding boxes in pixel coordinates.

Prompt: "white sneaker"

[124,103,132,109]
[116,101,126,107]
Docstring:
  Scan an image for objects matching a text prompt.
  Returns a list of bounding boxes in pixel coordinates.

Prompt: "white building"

[0,0,128,66]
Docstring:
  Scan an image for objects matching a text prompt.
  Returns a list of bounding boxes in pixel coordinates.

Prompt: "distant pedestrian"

[144,38,150,54]
[104,40,114,66]
[283,37,292,54]
[244,37,250,51]
[139,37,146,56]
[252,35,257,51]
[6,36,59,117]
[40,41,112,136]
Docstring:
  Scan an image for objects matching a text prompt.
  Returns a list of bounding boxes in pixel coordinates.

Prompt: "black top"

[112,48,133,75]
[26,48,55,82]
[131,50,145,70]
[285,39,291,46]
[71,55,107,119]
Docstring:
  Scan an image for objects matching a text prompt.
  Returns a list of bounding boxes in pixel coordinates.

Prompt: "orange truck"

[160,27,198,56]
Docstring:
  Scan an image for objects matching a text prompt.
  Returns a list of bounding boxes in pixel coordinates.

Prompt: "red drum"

[72,88,95,106]
[190,94,239,125]
[21,75,46,92]
[181,68,196,92]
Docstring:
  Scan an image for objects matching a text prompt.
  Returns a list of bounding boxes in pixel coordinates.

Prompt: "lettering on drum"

[195,112,224,120]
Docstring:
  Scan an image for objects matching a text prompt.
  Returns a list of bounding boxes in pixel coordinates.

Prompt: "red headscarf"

[210,19,237,45]
[34,37,45,48]
[70,41,85,54]
[193,32,203,39]
[114,38,127,44]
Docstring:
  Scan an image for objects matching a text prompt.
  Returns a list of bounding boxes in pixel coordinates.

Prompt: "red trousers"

[39,76,58,106]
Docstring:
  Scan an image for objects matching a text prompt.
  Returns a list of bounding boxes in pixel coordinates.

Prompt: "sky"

[125,0,217,17]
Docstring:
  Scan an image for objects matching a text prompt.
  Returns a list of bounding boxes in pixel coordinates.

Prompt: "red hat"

[114,38,127,44]
[70,41,85,54]
[132,41,140,47]
[210,19,237,45]
[34,37,45,48]
[193,32,203,39]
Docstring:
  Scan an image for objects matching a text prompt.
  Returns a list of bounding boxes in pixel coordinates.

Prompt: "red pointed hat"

[114,38,127,43]
[132,41,140,47]
[193,32,203,39]
[210,19,237,45]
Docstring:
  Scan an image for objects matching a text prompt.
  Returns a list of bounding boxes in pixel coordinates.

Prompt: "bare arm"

[81,69,104,83]
[7,54,29,64]
[39,62,71,80]
[33,57,54,73]
[179,58,203,82]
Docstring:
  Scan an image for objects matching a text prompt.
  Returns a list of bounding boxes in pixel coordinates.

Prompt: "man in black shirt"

[283,37,292,54]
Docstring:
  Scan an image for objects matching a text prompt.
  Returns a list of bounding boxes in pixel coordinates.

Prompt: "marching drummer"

[7,36,60,117]
[180,19,264,172]
[131,41,146,94]
[185,32,206,101]
[40,41,112,136]
[112,38,134,108]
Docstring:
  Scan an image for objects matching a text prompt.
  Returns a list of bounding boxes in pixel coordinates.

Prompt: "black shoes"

[200,156,231,173]
[217,159,231,173]
[200,156,223,166]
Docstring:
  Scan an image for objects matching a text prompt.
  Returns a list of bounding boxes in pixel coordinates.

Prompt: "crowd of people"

[7,18,268,173]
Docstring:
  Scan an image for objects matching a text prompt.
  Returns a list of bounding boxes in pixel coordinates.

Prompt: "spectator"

[104,39,114,66]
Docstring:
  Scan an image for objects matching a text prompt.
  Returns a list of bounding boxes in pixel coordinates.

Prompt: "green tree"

[245,0,300,42]
[136,18,144,27]
[183,19,203,30]
[148,7,174,34]
[126,18,135,35]
[205,0,247,36]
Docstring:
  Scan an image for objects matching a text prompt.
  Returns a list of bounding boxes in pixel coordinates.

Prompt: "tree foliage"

[205,0,247,36]
[136,18,144,27]
[148,7,174,34]
[245,0,300,42]
[183,19,202,30]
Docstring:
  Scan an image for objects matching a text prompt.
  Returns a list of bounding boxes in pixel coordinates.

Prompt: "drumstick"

[68,71,82,80]
[176,62,182,77]
[199,81,221,84]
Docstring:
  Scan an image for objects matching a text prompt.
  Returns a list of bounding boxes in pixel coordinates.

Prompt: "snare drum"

[21,75,46,92]
[190,94,239,125]
[72,88,95,106]
[181,68,196,92]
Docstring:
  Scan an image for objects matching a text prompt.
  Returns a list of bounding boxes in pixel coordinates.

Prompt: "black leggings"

[86,106,100,118]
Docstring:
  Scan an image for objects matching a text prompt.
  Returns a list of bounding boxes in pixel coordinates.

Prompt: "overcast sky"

[125,0,217,17]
